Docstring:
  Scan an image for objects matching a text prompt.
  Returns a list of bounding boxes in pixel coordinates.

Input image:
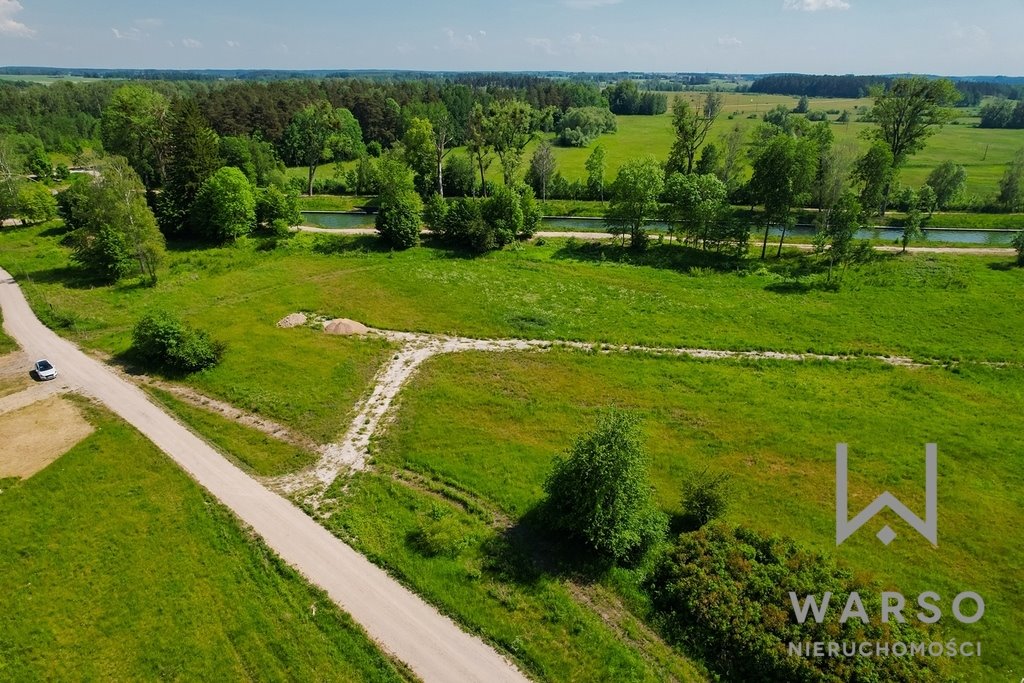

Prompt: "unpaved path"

[271,325,919,500]
[293,225,1017,255]
[0,267,527,683]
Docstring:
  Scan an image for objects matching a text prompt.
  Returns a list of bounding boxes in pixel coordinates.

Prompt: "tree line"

[751,73,1021,105]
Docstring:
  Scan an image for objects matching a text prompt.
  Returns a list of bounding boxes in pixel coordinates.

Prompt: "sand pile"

[323,319,370,336]
[277,313,308,328]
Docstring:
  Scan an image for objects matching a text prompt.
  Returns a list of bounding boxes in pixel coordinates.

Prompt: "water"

[301,212,1017,246]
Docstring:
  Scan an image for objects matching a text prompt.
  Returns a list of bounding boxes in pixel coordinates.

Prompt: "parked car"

[34,359,57,381]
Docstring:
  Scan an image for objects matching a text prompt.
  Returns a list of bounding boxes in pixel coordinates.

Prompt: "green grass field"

[373,350,1024,680]
[0,223,395,443]
[0,400,410,681]
[148,387,318,476]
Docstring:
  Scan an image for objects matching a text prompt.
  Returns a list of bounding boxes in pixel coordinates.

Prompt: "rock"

[277,313,308,329]
[323,319,370,336]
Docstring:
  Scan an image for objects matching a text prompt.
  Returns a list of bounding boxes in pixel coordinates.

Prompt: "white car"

[34,359,57,381]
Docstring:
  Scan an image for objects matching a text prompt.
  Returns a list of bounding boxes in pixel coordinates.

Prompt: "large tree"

[160,98,222,236]
[853,141,895,217]
[998,148,1024,212]
[191,167,256,243]
[402,117,437,197]
[527,142,557,201]
[64,157,165,284]
[375,152,423,249]
[749,129,818,258]
[662,172,728,248]
[925,161,967,210]
[585,145,607,202]
[283,101,364,195]
[100,85,171,188]
[605,156,664,248]
[465,103,493,196]
[868,77,960,167]
[666,92,724,176]
[483,99,534,187]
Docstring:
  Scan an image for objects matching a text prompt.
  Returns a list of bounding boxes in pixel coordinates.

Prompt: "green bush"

[132,311,225,373]
[412,507,472,558]
[543,410,667,564]
[1013,231,1024,266]
[191,167,257,243]
[680,468,732,527]
[647,525,942,682]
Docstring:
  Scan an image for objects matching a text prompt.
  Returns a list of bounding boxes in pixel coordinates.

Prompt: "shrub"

[680,468,732,526]
[647,525,943,683]
[543,410,667,564]
[255,185,300,236]
[191,167,256,243]
[1013,231,1024,266]
[412,507,472,558]
[132,311,225,373]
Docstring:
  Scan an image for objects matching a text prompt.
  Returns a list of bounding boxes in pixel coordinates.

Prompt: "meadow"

[371,350,1024,680]
[0,400,410,681]
[2,219,1023,680]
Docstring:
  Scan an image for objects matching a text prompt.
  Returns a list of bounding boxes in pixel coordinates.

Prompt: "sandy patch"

[324,318,370,336]
[277,312,308,328]
[0,396,94,479]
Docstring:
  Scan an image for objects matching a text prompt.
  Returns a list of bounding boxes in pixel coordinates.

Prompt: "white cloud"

[718,36,743,48]
[442,27,485,51]
[526,32,606,57]
[0,0,35,37]
[783,0,850,11]
[561,0,622,8]
[112,27,144,41]
[226,40,241,48]
[182,38,202,48]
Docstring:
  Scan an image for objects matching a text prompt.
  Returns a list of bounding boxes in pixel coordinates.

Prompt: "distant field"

[296,93,1020,204]
[0,74,107,85]
[375,350,1024,681]
[0,401,409,681]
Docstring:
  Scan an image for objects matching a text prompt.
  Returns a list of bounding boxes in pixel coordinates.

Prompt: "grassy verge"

[0,400,411,681]
[322,469,707,682]
[298,194,378,212]
[147,387,318,477]
[1,224,1022,369]
[374,349,1024,680]
[0,311,15,355]
[0,223,395,442]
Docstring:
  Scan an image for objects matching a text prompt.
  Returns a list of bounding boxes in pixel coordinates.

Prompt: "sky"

[1,0,1023,76]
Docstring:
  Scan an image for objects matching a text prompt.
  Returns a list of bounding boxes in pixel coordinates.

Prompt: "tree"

[15,183,58,225]
[542,411,667,563]
[694,142,720,177]
[925,161,967,210]
[418,104,457,197]
[484,99,534,186]
[255,185,301,236]
[221,135,283,187]
[403,117,437,197]
[481,184,525,247]
[813,192,865,282]
[813,139,857,232]
[423,193,448,235]
[466,103,493,196]
[749,130,818,258]
[717,125,746,195]
[63,159,165,283]
[901,199,923,254]
[680,469,732,527]
[666,92,723,176]
[0,138,22,222]
[442,154,476,197]
[853,141,895,216]
[375,152,422,249]
[100,85,171,188]
[917,184,938,217]
[585,145,607,202]
[1013,231,1024,266]
[662,172,728,248]
[795,95,810,114]
[868,77,959,166]
[998,149,1024,212]
[160,98,222,236]
[191,167,256,242]
[283,101,365,195]
[605,156,664,249]
[527,142,557,201]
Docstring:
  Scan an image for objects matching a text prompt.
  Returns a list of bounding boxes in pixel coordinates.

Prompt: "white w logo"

[835,444,937,547]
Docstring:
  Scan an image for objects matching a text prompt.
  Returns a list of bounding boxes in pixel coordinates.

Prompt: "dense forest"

[750,74,1022,105]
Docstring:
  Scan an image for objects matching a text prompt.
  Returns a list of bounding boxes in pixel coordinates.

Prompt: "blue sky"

[1,0,1022,75]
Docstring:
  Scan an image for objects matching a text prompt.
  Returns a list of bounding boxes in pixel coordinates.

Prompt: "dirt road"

[0,267,527,683]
